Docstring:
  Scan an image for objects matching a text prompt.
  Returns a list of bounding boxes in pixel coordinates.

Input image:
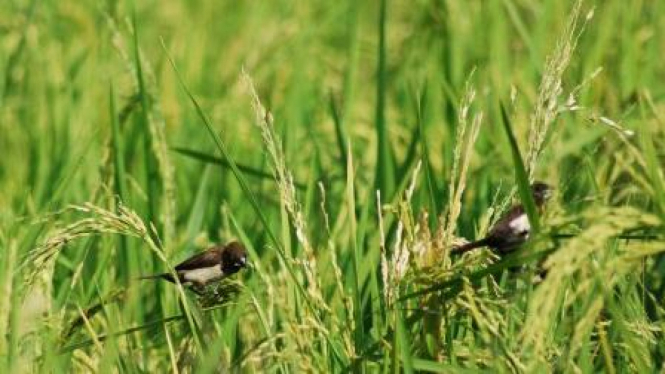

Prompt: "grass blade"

[499,101,540,232]
[411,358,474,373]
[109,84,132,286]
[172,146,306,190]
[328,92,349,178]
[345,144,365,356]
[109,84,128,201]
[374,0,395,199]
[183,165,212,248]
[415,86,440,216]
[132,17,159,231]
[395,308,413,374]
[640,132,665,222]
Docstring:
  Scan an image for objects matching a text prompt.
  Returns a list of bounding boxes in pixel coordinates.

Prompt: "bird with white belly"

[453,182,553,255]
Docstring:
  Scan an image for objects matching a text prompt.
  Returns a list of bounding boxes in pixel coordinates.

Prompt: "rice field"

[1,0,665,372]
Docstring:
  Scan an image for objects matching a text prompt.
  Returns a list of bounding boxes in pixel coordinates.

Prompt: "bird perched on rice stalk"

[140,241,248,293]
[453,182,553,255]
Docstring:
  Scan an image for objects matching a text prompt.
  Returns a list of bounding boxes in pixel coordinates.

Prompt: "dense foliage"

[1,0,664,372]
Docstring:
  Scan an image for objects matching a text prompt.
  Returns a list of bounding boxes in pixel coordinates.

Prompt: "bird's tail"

[452,238,490,253]
[137,273,175,283]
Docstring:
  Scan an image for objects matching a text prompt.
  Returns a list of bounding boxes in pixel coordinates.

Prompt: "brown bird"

[454,182,553,255]
[140,241,248,289]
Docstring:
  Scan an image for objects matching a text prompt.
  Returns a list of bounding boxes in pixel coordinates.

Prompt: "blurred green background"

[1,0,665,372]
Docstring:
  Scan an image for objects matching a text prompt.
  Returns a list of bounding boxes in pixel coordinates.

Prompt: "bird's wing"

[174,246,223,271]
[488,205,527,238]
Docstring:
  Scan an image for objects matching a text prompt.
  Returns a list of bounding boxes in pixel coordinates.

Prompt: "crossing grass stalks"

[2,0,665,372]
[441,75,483,262]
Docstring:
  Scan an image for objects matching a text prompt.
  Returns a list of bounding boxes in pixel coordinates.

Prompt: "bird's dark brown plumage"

[174,246,224,271]
[454,182,553,255]
[140,241,248,288]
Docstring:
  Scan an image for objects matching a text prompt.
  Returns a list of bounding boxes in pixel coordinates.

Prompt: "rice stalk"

[130,26,177,247]
[458,278,524,372]
[19,203,162,366]
[319,182,354,358]
[521,206,661,365]
[380,162,423,308]
[241,69,323,302]
[22,203,203,352]
[23,204,159,282]
[141,84,177,247]
[233,333,288,370]
[379,190,389,305]
[108,15,177,247]
[440,75,483,262]
[525,0,592,176]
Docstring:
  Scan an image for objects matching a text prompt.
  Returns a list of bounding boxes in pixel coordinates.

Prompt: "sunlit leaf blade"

[499,101,540,233]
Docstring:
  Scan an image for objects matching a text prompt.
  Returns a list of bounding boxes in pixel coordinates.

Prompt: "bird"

[453,182,553,255]
[140,241,248,289]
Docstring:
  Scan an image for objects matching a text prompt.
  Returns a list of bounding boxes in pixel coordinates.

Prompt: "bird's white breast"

[509,214,530,234]
[182,266,224,285]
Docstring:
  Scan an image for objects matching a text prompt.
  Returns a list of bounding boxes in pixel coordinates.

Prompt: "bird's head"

[221,241,248,275]
[531,181,553,206]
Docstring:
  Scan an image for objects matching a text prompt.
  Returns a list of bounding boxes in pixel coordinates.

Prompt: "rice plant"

[1,0,664,372]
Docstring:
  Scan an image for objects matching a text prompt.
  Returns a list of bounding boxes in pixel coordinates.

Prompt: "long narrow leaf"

[499,102,540,232]
[172,147,306,190]
[374,0,395,198]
